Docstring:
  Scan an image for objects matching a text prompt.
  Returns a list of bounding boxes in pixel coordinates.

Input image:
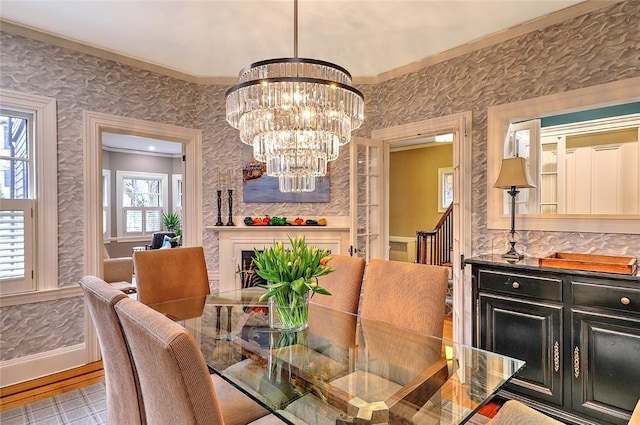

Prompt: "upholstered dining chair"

[133,246,210,305]
[114,296,285,425]
[79,275,146,425]
[313,254,365,314]
[359,259,450,337]
[329,259,450,419]
[486,400,564,424]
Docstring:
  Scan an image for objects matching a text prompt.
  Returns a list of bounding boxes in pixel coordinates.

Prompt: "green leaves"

[253,235,334,302]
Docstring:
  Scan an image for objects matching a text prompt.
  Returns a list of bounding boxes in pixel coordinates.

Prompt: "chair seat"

[282,394,346,425]
[329,370,402,403]
[211,374,269,425]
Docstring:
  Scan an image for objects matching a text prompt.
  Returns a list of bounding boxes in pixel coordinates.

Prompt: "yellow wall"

[390,144,453,237]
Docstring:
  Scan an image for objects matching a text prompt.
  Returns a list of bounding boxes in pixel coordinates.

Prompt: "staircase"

[416,204,453,315]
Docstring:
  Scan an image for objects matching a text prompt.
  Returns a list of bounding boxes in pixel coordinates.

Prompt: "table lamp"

[494,157,536,260]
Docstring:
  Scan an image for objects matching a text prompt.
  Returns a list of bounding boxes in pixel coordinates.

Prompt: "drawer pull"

[512,282,520,289]
[621,297,631,306]
[553,341,560,373]
[573,346,580,378]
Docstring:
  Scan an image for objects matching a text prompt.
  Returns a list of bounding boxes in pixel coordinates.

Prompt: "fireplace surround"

[214,217,350,292]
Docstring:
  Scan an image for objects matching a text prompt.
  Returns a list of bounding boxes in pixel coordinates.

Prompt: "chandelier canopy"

[225,2,365,192]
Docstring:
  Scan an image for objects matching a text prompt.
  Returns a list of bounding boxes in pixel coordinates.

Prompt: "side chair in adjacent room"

[133,246,210,305]
[115,296,285,425]
[79,275,146,425]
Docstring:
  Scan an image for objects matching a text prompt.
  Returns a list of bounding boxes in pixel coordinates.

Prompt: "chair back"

[133,246,210,305]
[313,254,365,314]
[79,276,145,425]
[360,259,449,337]
[115,297,225,425]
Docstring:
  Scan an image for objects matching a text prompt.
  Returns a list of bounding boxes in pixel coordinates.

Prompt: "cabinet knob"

[512,282,520,289]
[621,297,631,306]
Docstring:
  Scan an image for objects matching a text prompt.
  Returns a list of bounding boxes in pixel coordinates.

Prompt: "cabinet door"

[572,310,640,425]
[480,294,563,406]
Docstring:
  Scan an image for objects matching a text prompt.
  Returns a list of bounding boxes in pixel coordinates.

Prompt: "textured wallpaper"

[367,0,640,258]
[0,0,639,361]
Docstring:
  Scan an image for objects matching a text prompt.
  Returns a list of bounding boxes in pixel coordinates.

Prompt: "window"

[102,169,111,240]
[438,167,453,212]
[0,90,57,297]
[1,111,35,293]
[116,171,168,240]
[172,173,182,219]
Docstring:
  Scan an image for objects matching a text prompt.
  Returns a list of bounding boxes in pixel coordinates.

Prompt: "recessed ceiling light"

[148,146,156,151]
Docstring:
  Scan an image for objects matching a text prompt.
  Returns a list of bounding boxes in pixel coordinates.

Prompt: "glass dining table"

[147,288,525,425]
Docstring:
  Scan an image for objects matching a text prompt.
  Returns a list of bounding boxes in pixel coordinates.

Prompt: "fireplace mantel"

[211,216,351,292]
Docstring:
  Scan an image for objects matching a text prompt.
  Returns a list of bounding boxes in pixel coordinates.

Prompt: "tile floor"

[1,382,107,425]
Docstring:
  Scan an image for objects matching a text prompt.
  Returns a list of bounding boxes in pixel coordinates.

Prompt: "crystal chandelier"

[225,0,365,192]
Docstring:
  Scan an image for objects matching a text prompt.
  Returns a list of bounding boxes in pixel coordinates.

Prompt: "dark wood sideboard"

[467,256,640,425]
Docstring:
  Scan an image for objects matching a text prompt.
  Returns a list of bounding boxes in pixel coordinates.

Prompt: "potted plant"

[253,235,333,331]
[162,212,182,247]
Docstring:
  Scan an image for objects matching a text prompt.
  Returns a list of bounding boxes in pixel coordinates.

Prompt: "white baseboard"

[0,343,87,388]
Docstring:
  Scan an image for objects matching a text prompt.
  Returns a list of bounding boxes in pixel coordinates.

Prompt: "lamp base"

[501,241,524,260]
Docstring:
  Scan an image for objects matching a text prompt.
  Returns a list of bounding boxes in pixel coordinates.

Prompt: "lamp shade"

[494,157,536,189]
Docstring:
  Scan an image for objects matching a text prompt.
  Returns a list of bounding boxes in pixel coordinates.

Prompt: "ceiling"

[102,132,183,155]
[1,0,587,81]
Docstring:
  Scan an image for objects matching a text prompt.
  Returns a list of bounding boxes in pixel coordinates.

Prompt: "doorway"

[101,133,183,258]
[372,112,472,344]
[83,111,202,361]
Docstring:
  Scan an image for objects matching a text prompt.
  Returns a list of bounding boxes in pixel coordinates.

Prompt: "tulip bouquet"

[253,235,333,330]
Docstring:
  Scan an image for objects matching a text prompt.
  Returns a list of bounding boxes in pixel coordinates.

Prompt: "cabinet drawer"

[478,270,562,301]
[572,281,640,314]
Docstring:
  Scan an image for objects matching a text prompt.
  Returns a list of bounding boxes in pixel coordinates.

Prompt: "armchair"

[103,245,133,284]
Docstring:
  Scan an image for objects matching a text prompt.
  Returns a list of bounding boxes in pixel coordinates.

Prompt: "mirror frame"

[487,76,640,234]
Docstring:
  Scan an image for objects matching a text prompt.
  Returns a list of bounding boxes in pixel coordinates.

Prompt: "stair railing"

[416,204,453,266]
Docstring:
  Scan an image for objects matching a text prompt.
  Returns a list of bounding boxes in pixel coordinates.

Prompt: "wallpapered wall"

[0,1,639,362]
[368,0,640,258]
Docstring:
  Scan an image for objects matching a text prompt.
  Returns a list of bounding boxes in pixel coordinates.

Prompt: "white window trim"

[102,169,111,241]
[172,173,182,216]
[0,89,58,299]
[116,170,168,241]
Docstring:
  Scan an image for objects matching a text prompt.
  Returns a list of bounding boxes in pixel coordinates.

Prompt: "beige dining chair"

[329,259,450,419]
[79,275,146,425]
[360,259,450,337]
[115,296,284,425]
[313,254,365,314]
[133,246,210,305]
[486,400,564,424]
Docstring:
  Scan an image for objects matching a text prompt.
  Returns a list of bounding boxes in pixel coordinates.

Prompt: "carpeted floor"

[0,382,107,425]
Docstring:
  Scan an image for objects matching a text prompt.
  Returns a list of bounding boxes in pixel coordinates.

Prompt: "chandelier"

[225,0,365,192]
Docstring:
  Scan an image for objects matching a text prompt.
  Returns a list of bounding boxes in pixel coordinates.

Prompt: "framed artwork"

[242,145,330,203]
[438,167,453,212]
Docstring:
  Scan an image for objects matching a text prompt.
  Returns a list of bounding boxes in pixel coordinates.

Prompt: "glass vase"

[268,293,309,331]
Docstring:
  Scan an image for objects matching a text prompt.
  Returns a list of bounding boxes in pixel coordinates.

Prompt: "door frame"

[83,111,202,361]
[371,111,472,344]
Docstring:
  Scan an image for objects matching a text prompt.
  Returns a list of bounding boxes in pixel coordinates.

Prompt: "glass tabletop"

[148,290,525,425]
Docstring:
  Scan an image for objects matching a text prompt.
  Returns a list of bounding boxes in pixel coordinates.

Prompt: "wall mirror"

[487,77,640,234]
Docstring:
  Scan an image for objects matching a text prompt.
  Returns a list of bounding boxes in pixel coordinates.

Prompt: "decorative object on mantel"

[494,156,536,260]
[539,252,638,275]
[215,190,224,226]
[225,0,364,193]
[253,235,333,331]
[226,189,235,226]
[243,216,328,226]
